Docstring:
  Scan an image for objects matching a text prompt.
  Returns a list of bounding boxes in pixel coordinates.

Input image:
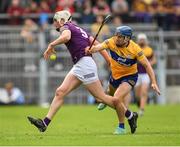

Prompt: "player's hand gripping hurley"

[86,14,112,54]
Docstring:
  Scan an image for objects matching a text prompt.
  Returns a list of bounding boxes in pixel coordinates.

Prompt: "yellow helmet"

[53,10,72,23]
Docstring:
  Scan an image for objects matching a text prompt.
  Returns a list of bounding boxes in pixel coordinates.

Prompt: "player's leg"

[139,83,149,116]
[99,85,131,109]
[123,92,131,108]
[138,74,150,116]
[134,84,141,107]
[85,80,132,135]
[134,74,142,107]
[85,80,119,109]
[28,72,82,132]
[74,56,119,108]
[98,73,138,134]
[85,80,129,133]
[113,82,138,134]
[46,72,82,119]
[113,82,132,123]
[98,85,131,110]
[97,84,116,110]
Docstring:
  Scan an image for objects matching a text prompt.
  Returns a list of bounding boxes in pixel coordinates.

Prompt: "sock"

[140,108,144,112]
[139,109,144,116]
[125,110,133,120]
[43,117,51,127]
[119,123,125,129]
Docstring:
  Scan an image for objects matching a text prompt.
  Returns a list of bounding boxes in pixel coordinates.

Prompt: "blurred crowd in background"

[0,82,25,105]
[0,0,180,105]
[0,0,180,30]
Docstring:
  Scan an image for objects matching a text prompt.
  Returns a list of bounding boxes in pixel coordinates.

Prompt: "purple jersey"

[137,54,153,73]
[60,22,91,64]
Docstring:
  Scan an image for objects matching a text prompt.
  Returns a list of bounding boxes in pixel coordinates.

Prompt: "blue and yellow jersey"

[138,46,154,73]
[102,37,146,79]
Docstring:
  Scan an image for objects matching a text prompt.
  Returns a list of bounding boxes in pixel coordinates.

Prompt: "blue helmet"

[115,26,133,38]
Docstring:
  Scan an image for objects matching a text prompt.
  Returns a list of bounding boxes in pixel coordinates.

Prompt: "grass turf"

[0,104,180,146]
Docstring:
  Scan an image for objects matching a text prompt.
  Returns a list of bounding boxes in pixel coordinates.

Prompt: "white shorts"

[70,56,99,85]
[136,73,150,86]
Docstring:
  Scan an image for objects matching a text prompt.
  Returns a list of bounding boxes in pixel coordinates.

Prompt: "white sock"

[127,112,133,120]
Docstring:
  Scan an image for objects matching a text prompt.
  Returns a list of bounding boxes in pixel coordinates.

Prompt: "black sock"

[125,110,133,120]
[43,117,51,126]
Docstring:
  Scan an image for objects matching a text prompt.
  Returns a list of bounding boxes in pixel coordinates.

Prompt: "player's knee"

[55,87,67,99]
[112,97,120,107]
[141,91,148,98]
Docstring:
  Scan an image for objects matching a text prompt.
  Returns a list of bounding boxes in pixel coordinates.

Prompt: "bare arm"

[89,36,110,66]
[99,50,111,67]
[89,36,99,46]
[139,57,161,95]
[49,29,71,47]
[140,57,156,83]
[88,44,105,53]
[88,36,104,53]
[149,54,156,66]
[44,30,71,59]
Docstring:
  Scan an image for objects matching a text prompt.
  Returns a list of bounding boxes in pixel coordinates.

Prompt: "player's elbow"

[62,30,71,43]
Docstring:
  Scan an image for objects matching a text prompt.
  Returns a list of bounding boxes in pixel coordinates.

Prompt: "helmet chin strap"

[68,16,72,21]
[56,28,60,32]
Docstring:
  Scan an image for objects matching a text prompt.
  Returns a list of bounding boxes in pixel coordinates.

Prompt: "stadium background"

[0,0,180,105]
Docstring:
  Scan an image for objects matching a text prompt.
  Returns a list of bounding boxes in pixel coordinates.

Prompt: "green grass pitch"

[0,105,180,146]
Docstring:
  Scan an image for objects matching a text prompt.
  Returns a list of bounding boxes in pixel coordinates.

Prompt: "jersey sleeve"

[135,44,146,61]
[102,38,111,49]
[60,24,70,33]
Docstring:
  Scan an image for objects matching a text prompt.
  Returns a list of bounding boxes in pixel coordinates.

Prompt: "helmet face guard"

[115,33,131,40]
[56,28,60,32]
[115,35,130,47]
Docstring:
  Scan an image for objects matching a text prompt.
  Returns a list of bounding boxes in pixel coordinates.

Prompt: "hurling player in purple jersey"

[27,10,137,135]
